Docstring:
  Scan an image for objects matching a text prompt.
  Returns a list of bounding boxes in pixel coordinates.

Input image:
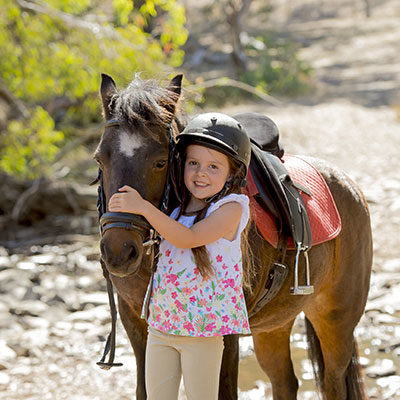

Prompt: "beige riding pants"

[145,326,224,400]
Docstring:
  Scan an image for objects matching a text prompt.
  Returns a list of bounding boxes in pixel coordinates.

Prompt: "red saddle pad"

[243,154,342,249]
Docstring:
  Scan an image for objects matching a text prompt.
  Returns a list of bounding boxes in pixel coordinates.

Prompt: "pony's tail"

[345,340,367,400]
[305,317,367,400]
[305,317,324,397]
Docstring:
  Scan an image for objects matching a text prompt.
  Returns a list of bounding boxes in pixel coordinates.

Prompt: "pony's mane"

[112,75,184,140]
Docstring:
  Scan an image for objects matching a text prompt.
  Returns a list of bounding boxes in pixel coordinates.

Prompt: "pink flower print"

[195,320,203,330]
[155,314,161,323]
[231,296,237,303]
[222,315,230,323]
[154,305,162,313]
[164,320,172,330]
[234,286,241,294]
[235,303,242,311]
[165,249,171,257]
[198,298,207,307]
[165,310,170,318]
[204,322,216,332]
[168,258,173,264]
[182,287,192,296]
[243,320,249,329]
[171,314,180,323]
[207,313,217,321]
[234,263,239,272]
[222,263,228,270]
[223,279,235,289]
[183,321,194,332]
[216,255,223,262]
[232,319,240,327]
[189,296,196,303]
[174,300,185,312]
[166,274,178,284]
[194,267,200,276]
[171,291,178,300]
[219,326,231,335]
[206,306,212,312]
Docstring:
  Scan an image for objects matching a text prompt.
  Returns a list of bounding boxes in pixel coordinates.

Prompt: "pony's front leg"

[253,319,298,400]
[118,295,148,400]
[219,335,239,400]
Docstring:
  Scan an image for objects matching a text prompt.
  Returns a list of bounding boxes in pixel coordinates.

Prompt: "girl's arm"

[108,185,242,249]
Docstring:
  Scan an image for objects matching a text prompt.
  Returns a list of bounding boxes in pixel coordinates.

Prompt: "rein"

[91,118,176,369]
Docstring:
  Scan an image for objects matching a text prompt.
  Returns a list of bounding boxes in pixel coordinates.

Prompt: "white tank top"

[143,193,251,337]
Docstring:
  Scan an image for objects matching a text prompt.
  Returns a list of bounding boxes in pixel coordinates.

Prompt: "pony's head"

[95,73,184,277]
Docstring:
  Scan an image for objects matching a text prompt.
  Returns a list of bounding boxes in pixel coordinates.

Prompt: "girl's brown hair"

[177,155,255,292]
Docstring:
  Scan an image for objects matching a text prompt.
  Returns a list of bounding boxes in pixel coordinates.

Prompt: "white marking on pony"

[119,130,143,157]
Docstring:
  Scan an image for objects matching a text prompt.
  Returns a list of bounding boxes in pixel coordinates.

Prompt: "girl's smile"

[184,144,231,208]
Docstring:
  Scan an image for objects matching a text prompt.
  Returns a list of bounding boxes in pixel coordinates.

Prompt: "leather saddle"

[233,112,314,315]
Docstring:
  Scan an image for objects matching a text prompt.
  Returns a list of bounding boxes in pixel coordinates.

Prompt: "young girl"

[108,112,252,400]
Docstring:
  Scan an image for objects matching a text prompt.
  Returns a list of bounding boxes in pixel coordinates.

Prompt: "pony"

[93,73,372,400]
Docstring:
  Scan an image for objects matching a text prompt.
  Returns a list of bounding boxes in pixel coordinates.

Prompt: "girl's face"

[184,144,231,205]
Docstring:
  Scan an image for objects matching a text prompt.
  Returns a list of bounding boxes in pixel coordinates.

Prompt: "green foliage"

[241,35,313,96]
[0,107,64,179]
[0,0,187,180]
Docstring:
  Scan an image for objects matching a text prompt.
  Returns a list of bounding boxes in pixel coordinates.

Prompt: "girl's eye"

[188,160,197,166]
[154,159,167,170]
[210,164,218,170]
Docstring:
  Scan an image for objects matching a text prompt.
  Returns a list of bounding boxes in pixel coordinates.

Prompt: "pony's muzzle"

[100,233,143,277]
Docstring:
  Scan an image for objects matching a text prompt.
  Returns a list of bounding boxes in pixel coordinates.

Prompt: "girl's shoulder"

[206,194,250,238]
[207,193,249,215]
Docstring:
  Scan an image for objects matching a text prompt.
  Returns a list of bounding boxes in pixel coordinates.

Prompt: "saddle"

[233,112,315,314]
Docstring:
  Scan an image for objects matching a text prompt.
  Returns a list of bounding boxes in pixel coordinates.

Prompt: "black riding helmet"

[171,112,251,203]
[175,112,251,173]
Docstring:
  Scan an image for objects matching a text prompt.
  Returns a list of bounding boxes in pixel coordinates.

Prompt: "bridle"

[91,117,176,369]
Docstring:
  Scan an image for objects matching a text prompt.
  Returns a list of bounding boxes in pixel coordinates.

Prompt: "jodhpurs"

[145,326,224,400]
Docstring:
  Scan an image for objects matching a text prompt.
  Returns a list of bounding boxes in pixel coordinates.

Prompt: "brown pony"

[94,73,372,400]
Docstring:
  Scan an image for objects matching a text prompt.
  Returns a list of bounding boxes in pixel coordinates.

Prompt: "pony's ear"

[167,74,183,96]
[100,73,118,120]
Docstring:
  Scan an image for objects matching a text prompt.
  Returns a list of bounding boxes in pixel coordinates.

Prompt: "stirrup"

[290,244,314,295]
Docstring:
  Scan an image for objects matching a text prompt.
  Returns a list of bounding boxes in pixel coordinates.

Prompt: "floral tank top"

[142,193,251,337]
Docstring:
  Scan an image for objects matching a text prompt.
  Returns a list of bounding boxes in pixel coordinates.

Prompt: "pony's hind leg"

[252,319,298,400]
[304,314,366,400]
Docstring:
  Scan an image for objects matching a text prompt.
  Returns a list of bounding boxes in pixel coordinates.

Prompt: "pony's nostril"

[125,242,139,263]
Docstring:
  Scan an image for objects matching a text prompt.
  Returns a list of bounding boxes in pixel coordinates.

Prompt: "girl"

[108,112,252,400]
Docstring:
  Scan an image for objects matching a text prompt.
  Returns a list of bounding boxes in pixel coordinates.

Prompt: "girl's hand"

[108,185,148,215]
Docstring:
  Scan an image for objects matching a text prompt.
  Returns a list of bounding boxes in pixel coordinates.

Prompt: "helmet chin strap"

[205,166,246,204]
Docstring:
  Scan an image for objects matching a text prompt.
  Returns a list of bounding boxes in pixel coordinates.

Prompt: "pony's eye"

[154,159,167,170]
[94,157,104,169]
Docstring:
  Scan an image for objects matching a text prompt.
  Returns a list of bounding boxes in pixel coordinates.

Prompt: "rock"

[78,292,108,307]
[366,359,396,378]
[16,260,36,270]
[0,340,17,363]
[65,305,110,324]
[29,254,56,264]
[0,371,10,385]
[10,300,49,317]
